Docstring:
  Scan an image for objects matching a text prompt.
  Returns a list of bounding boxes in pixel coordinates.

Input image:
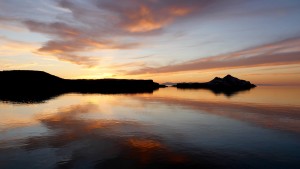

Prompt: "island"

[0,70,162,103]
[174,75,256,96]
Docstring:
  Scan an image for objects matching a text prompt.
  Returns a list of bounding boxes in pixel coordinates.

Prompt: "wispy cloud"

[18,0,218,67]
[1,0,300,71]
[23,20,139,67]
[0,36,37,56]
[96,0,200,33]
[128,37,300,75]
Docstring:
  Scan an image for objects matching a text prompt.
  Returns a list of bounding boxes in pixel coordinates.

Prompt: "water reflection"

[0,87,300,169]
[177,87,253,97]
[1,103,230,169]
[132,95,300,134]
[0,89,157,104]
[0,85,255,104]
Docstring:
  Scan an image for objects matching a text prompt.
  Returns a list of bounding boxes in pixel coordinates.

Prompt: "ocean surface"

[0,86,300,169]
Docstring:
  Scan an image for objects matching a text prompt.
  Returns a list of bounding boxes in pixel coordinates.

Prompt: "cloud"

[54,53,100,68]
[22,21,116,66]
[0,36,37,56]
[2,63,37,70]
[24,20,80,39]
[97,0,199,33]
[17,0,220,67]
[23,20,141,67]
[3,0,298,68]
[128,37,300,75]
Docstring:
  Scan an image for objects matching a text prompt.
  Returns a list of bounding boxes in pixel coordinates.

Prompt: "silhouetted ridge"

[0,70,63,82]
[175,75,256,96]
[0,70,161,103]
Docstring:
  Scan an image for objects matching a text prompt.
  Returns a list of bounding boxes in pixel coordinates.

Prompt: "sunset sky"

[1,0,300,85]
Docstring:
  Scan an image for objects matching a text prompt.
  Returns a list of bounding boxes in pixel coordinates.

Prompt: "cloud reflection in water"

[0,87,300,169]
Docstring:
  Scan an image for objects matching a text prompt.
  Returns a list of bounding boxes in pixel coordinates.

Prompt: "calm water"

[0,86,300,169]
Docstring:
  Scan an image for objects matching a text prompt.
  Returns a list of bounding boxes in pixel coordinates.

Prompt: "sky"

[0,0,300,85]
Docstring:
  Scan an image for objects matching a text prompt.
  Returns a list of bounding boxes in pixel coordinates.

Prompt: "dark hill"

[0,70,63,82]
[0,70,161,103]
[175,75,256,96]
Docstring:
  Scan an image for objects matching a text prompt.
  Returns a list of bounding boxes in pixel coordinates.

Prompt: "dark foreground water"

[0,86,300,169]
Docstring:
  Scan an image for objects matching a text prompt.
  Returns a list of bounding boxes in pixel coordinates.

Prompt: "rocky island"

[175,75,256,96]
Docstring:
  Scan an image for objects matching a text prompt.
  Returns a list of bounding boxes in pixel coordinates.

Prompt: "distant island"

[174,75,256,96]
[0,70,162,103]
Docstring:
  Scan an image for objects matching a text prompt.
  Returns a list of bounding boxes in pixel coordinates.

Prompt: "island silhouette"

[0,70,161,103]
[0,70,256,103]
[175,75,256,96]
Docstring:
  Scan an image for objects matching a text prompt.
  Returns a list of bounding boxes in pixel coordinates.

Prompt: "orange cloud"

[124,5,168,33]
[122,5,192,33]
[168,6,192,16]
